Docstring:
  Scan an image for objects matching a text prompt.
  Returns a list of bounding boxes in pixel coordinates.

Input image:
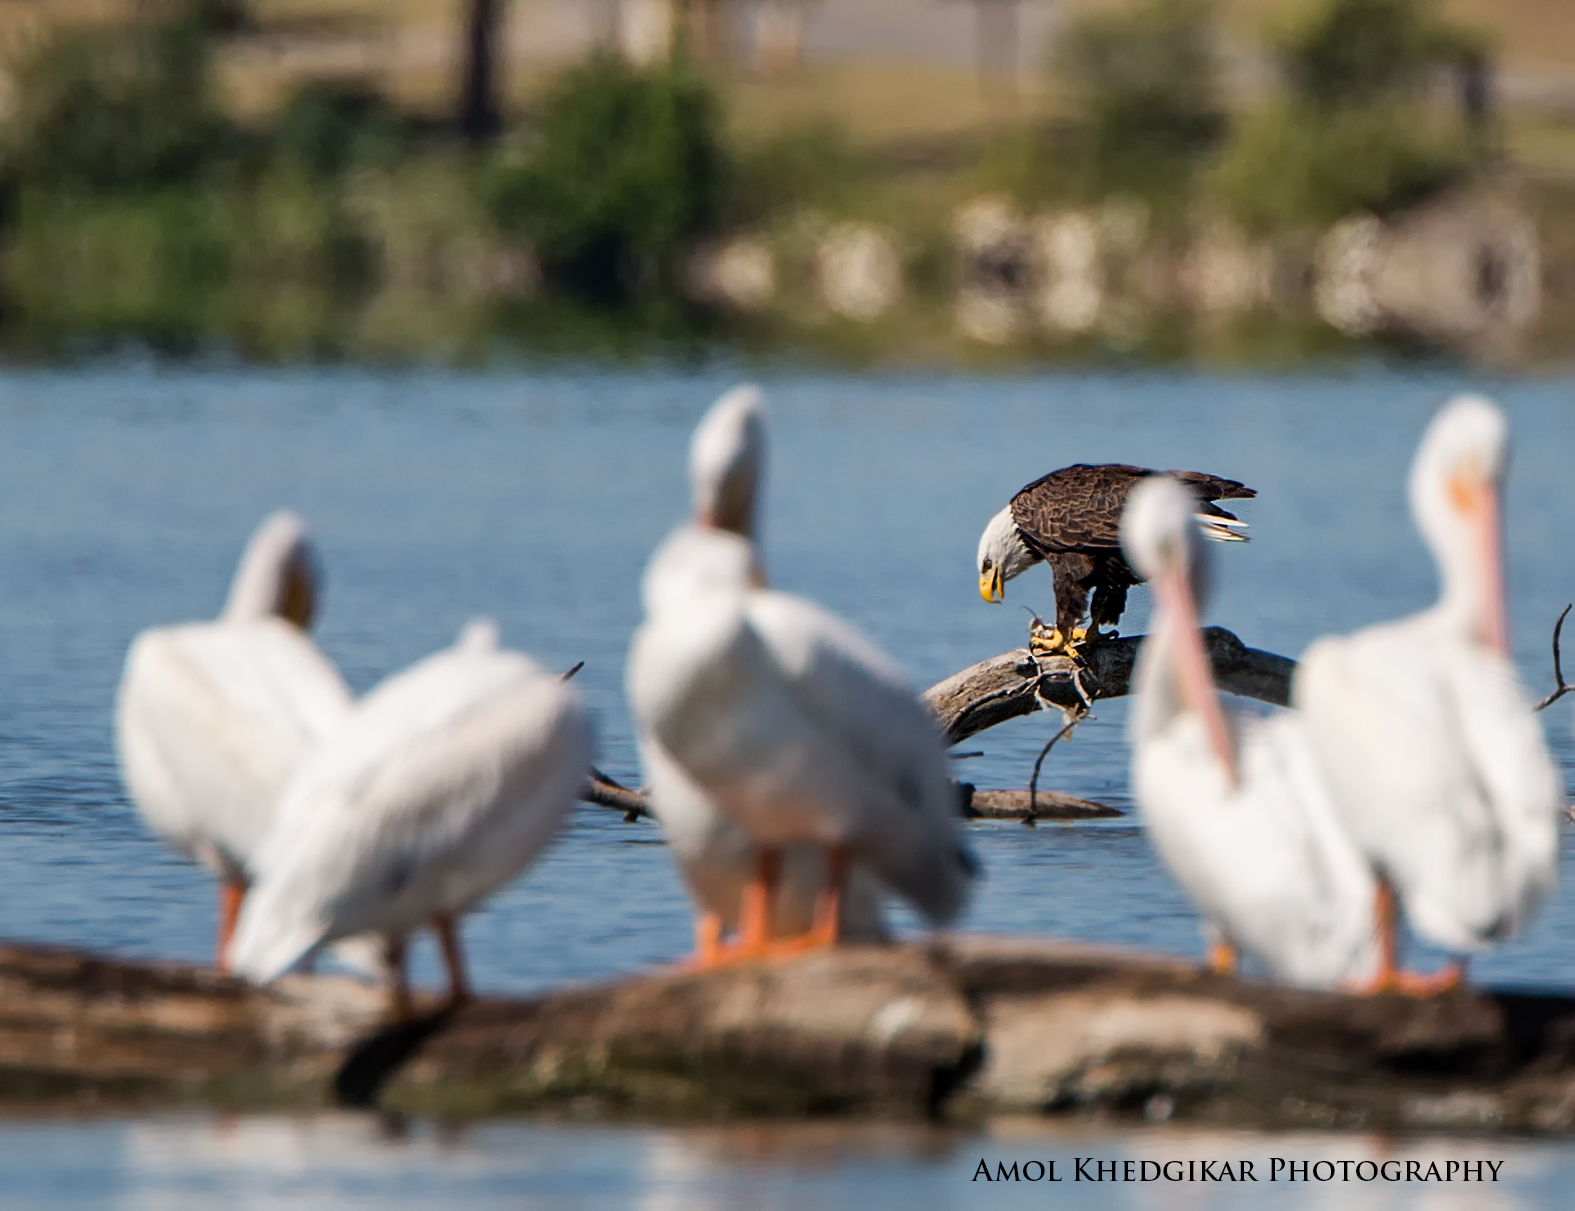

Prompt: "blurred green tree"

[1214,0,1485,229]
[5,6,224,194]
[1054,0,1225,203]
[490,55,727,304]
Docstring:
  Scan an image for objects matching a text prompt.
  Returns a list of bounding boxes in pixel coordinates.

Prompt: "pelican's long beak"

[1154,558,1238,788]
[979,567,1004,604]
[1449,470,1509,658]
[1475,479,1509,659]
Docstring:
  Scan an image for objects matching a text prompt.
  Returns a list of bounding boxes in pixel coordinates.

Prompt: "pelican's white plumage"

[634,389,899,947]
[1124,477,1380,989]
[629,391,973,948]
[115,512,351,957]
[1294,396,1561,960]
[227,619,593,989]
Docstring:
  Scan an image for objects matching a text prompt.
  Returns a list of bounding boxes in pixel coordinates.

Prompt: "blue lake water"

[0,364,1572,1205]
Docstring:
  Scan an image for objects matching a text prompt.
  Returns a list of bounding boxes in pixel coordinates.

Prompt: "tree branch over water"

[922,626,1295,745]
[577,626,1295,823]
[1535,604,1572,713]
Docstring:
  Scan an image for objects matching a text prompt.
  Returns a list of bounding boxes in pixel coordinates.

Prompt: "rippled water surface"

[0,365,1572,1203]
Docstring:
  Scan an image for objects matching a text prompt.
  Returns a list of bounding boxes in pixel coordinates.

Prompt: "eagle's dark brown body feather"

[1009,464,1254,640]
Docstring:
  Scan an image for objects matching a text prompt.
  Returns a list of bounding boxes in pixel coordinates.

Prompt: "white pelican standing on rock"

[1123,477,1380,989]
[636,387,889,963]
[1295,396,1562,994]
[116,512,352,968]
[227,619,593,1012]
[629,389,976,966]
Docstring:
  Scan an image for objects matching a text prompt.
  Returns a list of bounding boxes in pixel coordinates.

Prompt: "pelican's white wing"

[228,642,593,983]
[115,618,352,879]
[631,588,973,927]
[1296,621,1561,950]
[1134,704,1380,989]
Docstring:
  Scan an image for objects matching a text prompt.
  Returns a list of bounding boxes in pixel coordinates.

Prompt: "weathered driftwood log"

[4,938,1574,1133]
[579,627,1288,823]
[922,627,1295,745]
[581,773,1123,824]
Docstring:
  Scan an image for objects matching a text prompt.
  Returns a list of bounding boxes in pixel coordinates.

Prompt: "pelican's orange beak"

[1450,469,1509,658]
[979,566,1004,604]
[1154,557,1238,789]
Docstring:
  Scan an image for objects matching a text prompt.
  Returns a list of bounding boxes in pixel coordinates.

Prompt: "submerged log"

[958,785,1122,821]
[4,938,1574,1133]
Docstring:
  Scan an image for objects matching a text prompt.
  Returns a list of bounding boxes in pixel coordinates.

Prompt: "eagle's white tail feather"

[1196,514,1250,543]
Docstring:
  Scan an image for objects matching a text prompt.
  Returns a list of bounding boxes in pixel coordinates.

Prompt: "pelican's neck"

[1415,480,1505,654]
[1129,615,1187,744]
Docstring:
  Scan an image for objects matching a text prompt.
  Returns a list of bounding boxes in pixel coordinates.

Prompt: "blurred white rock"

[816,223,903,321]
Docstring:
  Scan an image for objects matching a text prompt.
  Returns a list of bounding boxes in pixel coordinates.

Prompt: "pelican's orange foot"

[1357,961,1465,997]
[686,934,786,970]
[1207,941,1238,976]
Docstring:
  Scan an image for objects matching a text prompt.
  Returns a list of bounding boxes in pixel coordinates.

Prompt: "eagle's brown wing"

[1008,464,1150,555]
[1010,464,1257,553]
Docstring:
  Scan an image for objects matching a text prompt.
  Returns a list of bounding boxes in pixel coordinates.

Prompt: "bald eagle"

[977,464,1255,655]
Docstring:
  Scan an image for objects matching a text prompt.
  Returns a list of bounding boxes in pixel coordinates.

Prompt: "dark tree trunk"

[460,0,507,143]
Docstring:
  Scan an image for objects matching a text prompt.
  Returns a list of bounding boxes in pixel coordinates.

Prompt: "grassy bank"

[0,0,1565,366]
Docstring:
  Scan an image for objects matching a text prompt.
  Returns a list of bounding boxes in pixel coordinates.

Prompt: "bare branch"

[1535,604,1573,713]
[1027,717,1083,826]
[921,627,1295,745]
[582,769,650,822]
[576,626,1288,823]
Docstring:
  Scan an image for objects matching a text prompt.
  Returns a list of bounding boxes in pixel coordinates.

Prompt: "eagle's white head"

[976,506,1037,603]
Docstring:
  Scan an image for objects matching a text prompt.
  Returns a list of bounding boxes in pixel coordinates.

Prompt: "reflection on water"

[0,1113,1569,1210]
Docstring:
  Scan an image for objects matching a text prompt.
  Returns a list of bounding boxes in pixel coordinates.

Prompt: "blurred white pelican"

[637,387,888,962]
[227,619,593,1011]
[115,511,351,968]
[1123,477,1380,989]
[1295,395,1562,993]
[629,390,975,964]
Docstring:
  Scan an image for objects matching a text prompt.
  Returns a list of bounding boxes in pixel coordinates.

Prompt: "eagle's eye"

[982,558,993,572]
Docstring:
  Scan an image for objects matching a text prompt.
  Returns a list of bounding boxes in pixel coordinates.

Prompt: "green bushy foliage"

[5,8,224,194]
[274,82,405,179]
[1214,0,1482,229]
[1279,0,1461,111]
[731,123,864,222]
[490,55,728,303]
[1214,102,1469,230]
[1054,0,1225,203]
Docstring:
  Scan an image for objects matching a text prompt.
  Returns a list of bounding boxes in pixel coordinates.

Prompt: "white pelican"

[1294,395,1562,993]
[1123,477,1380,989]
[637,388,890,962]
[629,394,975,964]
[115,511,352,967]
[226,619,593,1011]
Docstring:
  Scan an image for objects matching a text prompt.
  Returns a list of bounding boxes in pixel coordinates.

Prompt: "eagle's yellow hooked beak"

[979,566,1004,604]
